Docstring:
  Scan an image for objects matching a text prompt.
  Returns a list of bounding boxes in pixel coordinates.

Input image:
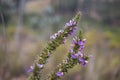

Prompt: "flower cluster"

[72,37,86,51]
[65,19,77,36]
[50,30,64,40]
[50,30,66,44]
[70,38,88,66]
[50,19,78,43]
[48,32,89,80]
[28,12,81,80]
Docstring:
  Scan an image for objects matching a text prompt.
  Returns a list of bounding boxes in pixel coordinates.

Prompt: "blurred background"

[0,0,120,80]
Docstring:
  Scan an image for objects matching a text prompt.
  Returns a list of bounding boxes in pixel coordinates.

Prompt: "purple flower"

[37,64,43,69]
[79,58,87,66]
[56,71,63,77]
[65,19,77,27]
[77,39,86,51]
[78,39,86,46]
[28,66,34,73]
[71,54,78,59]
[69,19,77,26]
[79,45,85,51]
[78,41,84,46]
[82,61,87,66]
[77,51,83,57]
[66,22,71,27]
[79,58,84,63]
[50,35,56,39]
[69,27,77,36]
[69,31,74,36]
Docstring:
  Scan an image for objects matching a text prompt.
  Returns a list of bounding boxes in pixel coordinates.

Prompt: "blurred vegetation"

[0,0,120,80]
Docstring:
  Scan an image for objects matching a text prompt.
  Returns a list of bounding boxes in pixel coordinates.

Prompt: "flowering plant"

[47,31,89,80]
[28,12,89,80]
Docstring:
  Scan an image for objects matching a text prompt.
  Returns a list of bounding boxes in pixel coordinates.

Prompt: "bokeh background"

[0,0,120,80]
